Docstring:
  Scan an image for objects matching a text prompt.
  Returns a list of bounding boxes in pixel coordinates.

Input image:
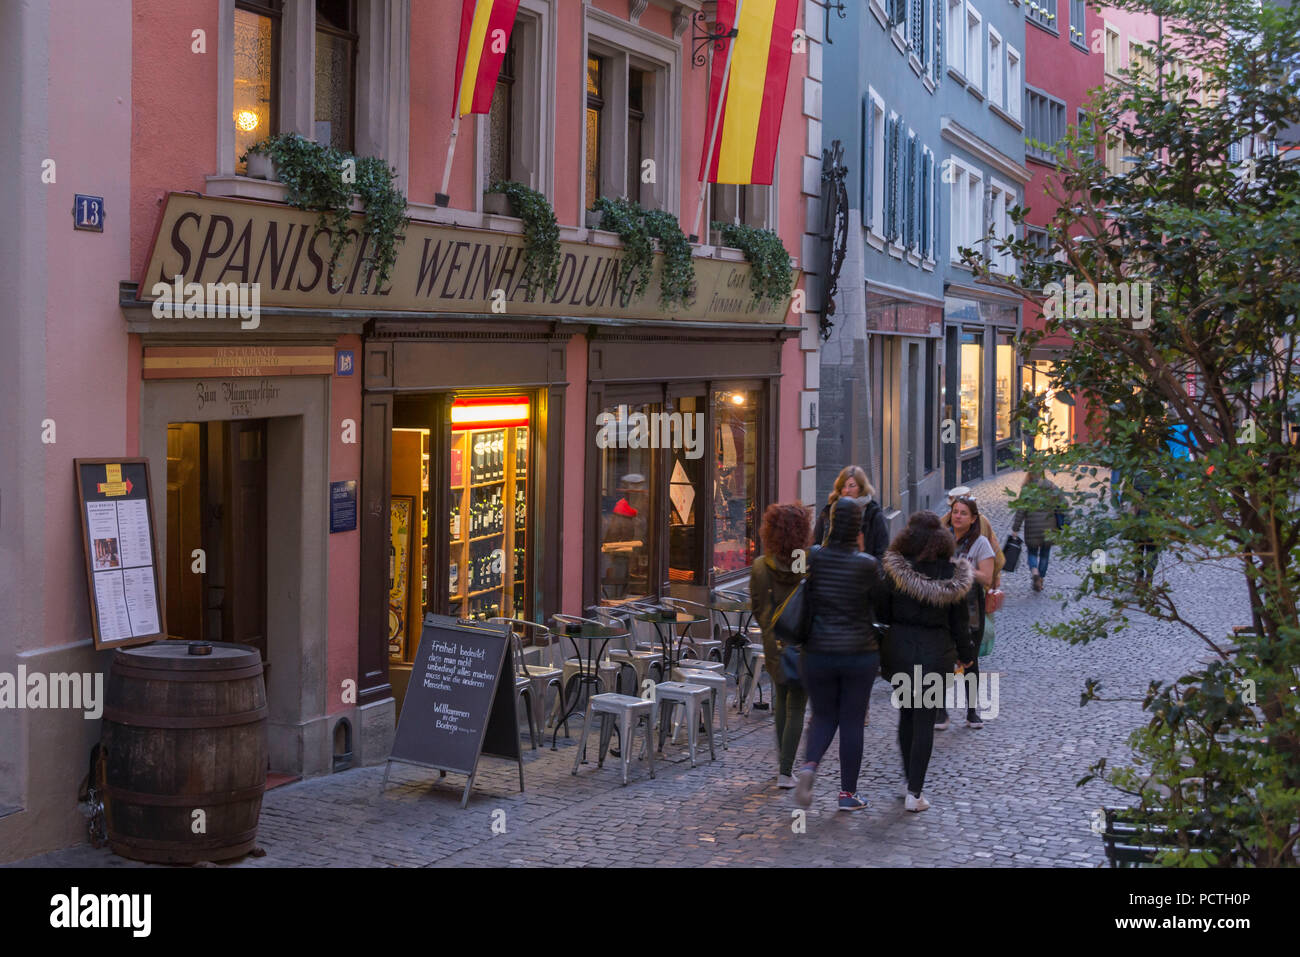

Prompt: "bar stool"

[572,693,656,786]
[661,595,725,661]
[654,682,716,767]
[737,645,768,715]
[672,666,729,750]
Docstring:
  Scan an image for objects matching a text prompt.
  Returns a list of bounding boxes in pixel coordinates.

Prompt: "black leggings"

[898,706,938,796]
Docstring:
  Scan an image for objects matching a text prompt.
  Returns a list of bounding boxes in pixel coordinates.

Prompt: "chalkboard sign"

[382,614,524,807]
[74,458,167,650]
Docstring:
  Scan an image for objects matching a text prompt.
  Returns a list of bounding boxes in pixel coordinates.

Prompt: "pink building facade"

[1,0,817,860]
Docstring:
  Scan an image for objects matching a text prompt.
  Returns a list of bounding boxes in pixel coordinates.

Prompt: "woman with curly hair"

[750,503,812,788]
[876,511,975,812]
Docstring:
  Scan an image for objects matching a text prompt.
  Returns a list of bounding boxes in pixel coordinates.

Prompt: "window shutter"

[891,0,906,29]
[983,183,994,251]
[885,118,899,242]
[934,0,942,80]
[906,135,918,250]
[862,97,874,229]
[921,151,931,257]
[910,0,922,50]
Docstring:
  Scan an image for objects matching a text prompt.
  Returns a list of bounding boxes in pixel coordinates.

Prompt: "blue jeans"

[801,651,879,793]
[1027,543,1051,577]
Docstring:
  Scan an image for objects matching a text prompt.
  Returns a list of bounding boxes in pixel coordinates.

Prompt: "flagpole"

[691,0,744,242]
[438,0,479,206]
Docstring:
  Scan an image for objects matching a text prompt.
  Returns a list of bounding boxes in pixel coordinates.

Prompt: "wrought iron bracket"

[824,1,847,44]
[691,11,737,68]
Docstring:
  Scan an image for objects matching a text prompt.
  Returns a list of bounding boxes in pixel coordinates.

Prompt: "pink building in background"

[1,0,820,860]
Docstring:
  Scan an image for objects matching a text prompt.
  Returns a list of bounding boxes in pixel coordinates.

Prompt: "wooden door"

[222,420,268,664]
[165,423,204,642]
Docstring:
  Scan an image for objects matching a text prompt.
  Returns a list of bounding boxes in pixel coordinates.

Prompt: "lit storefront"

[586,329,788,609]
[944,291,1022,487]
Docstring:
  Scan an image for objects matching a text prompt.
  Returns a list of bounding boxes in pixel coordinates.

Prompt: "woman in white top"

[936,496,994,730]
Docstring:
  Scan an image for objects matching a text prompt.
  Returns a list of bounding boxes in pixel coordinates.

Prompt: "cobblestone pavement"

[11,471,1252,868]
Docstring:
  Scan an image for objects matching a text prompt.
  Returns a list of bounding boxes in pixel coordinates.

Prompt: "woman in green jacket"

[750,503,812,789]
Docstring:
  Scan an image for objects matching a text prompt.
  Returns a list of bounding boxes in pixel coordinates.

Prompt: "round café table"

[632,608,709,682]
[549,618,627,750]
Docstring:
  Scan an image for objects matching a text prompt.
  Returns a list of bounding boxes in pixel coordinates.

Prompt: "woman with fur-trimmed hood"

[875,510,976,813]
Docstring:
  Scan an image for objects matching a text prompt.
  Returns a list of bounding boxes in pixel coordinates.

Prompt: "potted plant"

[242,133,408,291]
[245,151,276,181]
[483,191,513,216]
[485,181,561,300]
[711,221,796,305]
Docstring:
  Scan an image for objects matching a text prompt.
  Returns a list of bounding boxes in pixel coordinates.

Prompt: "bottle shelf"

[470,479,505,489]
[467,586,503,598]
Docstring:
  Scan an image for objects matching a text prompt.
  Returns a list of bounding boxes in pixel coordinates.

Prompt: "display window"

[959,331,983,451]
[995,333,1014,442]
[597,400,657,602]
[389,395,533,669]
[712,388,759,576]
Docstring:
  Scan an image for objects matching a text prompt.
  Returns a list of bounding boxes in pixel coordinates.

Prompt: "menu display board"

[383,614,523,807]
[75,459,166,649]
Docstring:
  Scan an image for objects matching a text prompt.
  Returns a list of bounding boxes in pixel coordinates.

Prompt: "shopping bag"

[985,588,1005,614]
[979,613,995,658]
[1001,534,1023,573]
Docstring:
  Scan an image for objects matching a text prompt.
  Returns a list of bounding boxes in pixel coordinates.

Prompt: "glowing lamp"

[235,110,260,132]
[729,393,746,406]
[451,396,530,430]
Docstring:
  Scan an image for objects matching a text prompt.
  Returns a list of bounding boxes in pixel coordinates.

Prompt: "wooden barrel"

[100,641,268,863]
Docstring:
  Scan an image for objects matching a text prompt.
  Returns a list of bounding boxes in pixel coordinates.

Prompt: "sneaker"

[905,793,931,812]
[776,774,797,789]
[966,713,985,729]
[837,792,868,812]
[934,717,950,731]
[794,762,817,808]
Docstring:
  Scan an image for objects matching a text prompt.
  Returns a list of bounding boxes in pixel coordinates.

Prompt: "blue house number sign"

[73,194,105,232]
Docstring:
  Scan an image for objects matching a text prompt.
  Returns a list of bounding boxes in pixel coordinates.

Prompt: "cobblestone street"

[11,471,1253,869]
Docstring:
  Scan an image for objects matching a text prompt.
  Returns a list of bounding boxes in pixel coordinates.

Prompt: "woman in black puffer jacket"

[793,496,882,813]
[876,511,975,813]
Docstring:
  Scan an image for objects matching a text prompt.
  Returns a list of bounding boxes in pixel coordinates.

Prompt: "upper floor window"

[946,0,964,77]
[1129,41,1156,83]
[234,1,282,174]
[315,0,357,153]
[1026,87,1067,162]
[987,178,1017,275]
[584,15,677,214]
[947,156,983,262]
[1007,46,1022,121]
[586,55,605,205]
[488,36,518,186]
[1104,25,1122,78]
[1068,0,1087,49]
[965,4,982,93]
[987,27,1002,109]
[711,184,773,229]
[863,91,887,238]
[1027,0,1056,33]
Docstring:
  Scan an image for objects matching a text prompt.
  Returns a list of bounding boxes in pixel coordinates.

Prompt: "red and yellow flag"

[699,0,799,185]
[453,0,521,117]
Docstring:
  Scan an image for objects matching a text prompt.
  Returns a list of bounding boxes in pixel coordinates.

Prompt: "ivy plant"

[592,198,697,309]
[487,180,561,300]
[642,208,697,310]
[592,196,655,303]
[712,221,795,305]
[244,132,408,292]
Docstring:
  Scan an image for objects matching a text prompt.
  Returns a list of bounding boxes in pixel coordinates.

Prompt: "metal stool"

[737,645,767,715]
[675,654,725,674]
[491,618,564,747]
[589,607,664,692]
[572,693,656,785]
[654,682,716,767]
[672,666,729,750]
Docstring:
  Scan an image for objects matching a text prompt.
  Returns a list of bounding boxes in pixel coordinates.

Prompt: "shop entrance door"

[165,420,269,673]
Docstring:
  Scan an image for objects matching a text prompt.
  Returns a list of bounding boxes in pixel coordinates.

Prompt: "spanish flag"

[453,0,521,117]
[700,0,799,185]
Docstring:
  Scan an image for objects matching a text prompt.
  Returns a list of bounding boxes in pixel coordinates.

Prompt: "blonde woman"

[813,466,889,559]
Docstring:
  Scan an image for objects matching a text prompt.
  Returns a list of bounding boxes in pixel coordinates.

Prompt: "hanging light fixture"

[234,109,260,132]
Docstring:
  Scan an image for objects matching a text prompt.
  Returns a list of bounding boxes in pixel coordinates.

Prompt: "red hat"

[613,498,638,518]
